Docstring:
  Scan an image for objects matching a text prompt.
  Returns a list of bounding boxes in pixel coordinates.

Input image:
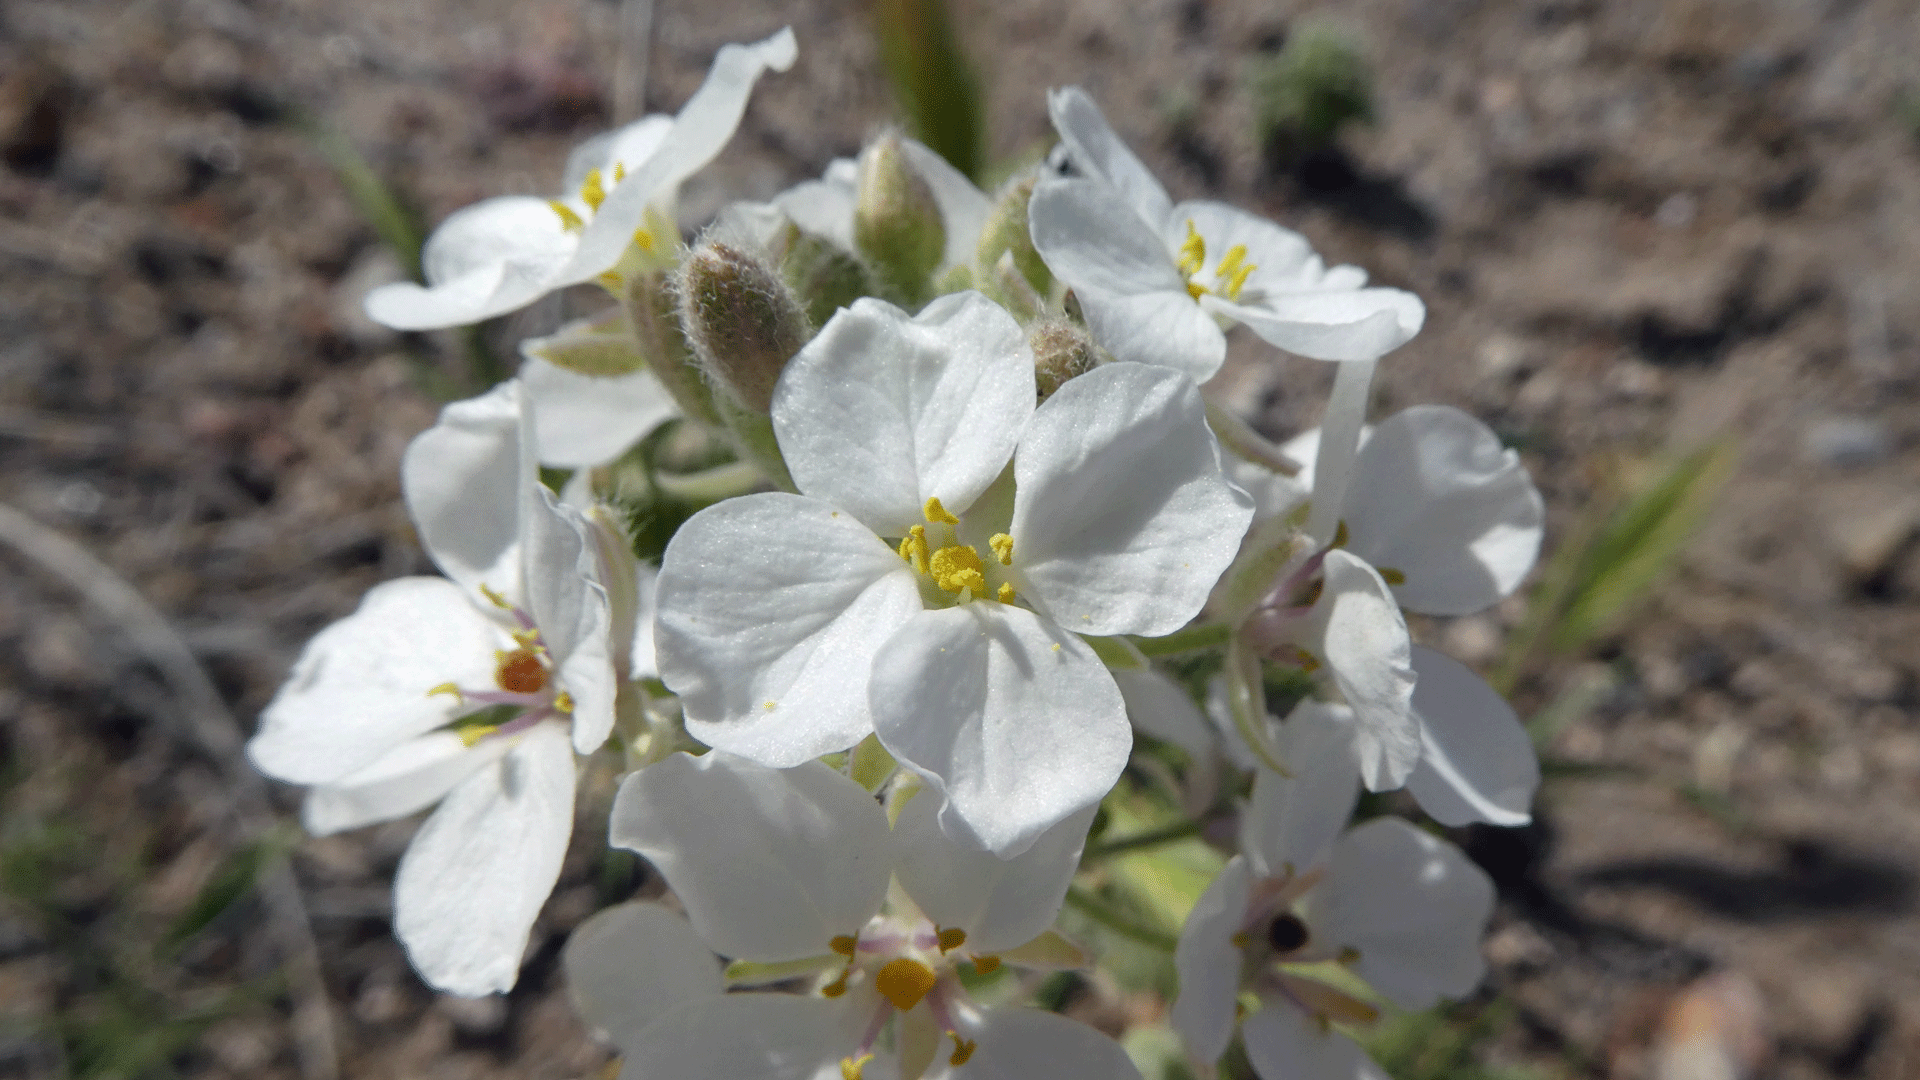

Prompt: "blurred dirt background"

[3,0,1920,1077]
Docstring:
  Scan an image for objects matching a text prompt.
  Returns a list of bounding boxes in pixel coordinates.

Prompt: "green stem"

[1063,886,1178,952]
[1132,622,1231,657]
[1082,819,1206,861]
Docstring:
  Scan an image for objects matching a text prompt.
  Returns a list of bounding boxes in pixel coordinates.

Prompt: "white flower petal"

[522,488,617,754]
[561,28,799,283]
[1011,362,1253,637]
[774,294,1034,537]
[1046,86,1172,229]
[928,1007,1142,1080]
[900,139,991,269]
[248,577,499,785]
[564,901,722,1046]
[776,158,859,251]
[1114,669,1216,761]
[302,731,510,836]
[621,994,863,1080]
[562,115,675,194]
[1240,704,1360,878]
[1172,856,1252,1066]
[870,605,1130,858]
[629,560,659,680]
[519,354,679,469]
[363,197,576,330]
[1242,1004,1389,1080]
[1341,406,1544,615]
[892,793,1095,954]
[1028,179,1184,297]
[1406,646,1536,827]
[1206,287,1425,363]
[1311,550,1420,791]
[608,753,893,962]
[402,381,528,598]
[1166,200,1318,282]
[393,722,576,996]
[1314,817,1494,1011]
[655,493,923,766]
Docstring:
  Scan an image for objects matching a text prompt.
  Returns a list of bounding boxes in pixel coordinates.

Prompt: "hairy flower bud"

[781,230,876,330]
[1029,319,1097,401]
[676,240,813,415]
[622,270,720,426]
[975,174,1051,296]
[853,133,946,306]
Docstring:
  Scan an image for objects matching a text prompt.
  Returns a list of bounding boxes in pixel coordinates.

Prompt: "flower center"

[895,497,1017,606]
[425,589,572,747]
[544,160,660,288]
[1176,219,1256,302]
[822,918,995,1079]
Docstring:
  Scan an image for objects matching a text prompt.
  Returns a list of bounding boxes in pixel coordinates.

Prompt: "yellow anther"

[458,724,499,748]
[874,958,938,1011]
[1331,520,1350,549]
[840,1053,873,1080]
[947,1033,977,1067]
[553,691,574,714]
[924,497,959,525]
[971,955,1001,975]
[996,582,1016,604]
[821,969,850,997]
[632,227,655,252]
[1379,567,1407,585]
[763,701,776,710]
[511,626,543,648]
[427,683,462,701]
[1214,244,1248,281]
[1177,219,1206,278]
[929,545,986,597]
[549,200,585,233]
[612,161,627,182]
[478,583,514,610]
[1224,258,1257,299]
[936,927,967,953]
[597,270,624,291]
[830,935,858,957]
[988,533,1013,566]
[579,167,606,212]
[1231,931,1251,949]
[898,525,930,573]
[1187,279,1208,300]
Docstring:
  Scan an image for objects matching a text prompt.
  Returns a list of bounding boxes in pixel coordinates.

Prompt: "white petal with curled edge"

[562,115,674,194]
[892,793,1095,954]
[1313,817,1494,1011]
[620,994,871,1080]
[1309,550,1420,791]
[561,28,799,283]
[870,605,1130,858]
[1240,703,1360,879]
[773,294,1034,538]
[900,139,991,269]
[1206,286,1425,363]
[1242,1004,1389,1080]
[564,902,722,1047]
[522,488,617,754]
[519,354,678,469]
[776,158,858,251]
[302,731,510,836]
[927,1007,1143,1080]
[1172,855,1252,1066]
[402,381,526,598]
[608,753,893,963]
[1114,669,1216,761]
[655,493,923,766]
[1340,405,1544,615]
[248,577,499,785]
[1406,646,1537,827]
[1011,362,1253,637]
[393,721,576,997]
[1046,86,1171,229]
[364,197,577,330]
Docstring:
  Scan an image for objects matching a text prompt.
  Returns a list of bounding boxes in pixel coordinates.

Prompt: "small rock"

[1802,417,1889,469]
[1822,486,1920,579]
[1476,334,1533,381]
[1655,193,1698,230]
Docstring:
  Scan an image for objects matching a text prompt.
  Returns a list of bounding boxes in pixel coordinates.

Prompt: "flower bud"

[521,310,647,377]
[676,240,813,415]
[853,133,945,306]
[1029,319,1096,401]
[975,173,1051,296]
[781,229,876,329]
[621,270,720,426]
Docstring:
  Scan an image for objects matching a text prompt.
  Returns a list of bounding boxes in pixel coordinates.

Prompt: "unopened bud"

[781,230,876,329]
[521,310,647,377]
[975,174,1051,296]
[853,134,945,306]
[677,240,813,415]
[622,270,719,426]
[1029,319,1097,401]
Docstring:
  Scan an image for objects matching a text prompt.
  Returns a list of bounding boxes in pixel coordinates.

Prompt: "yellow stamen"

[971,955,1001,975]
[579,167,606,212]
[632,227,655,252]
[840,1053,873,1080]
[929,545,986,597]
[1177,219,1206,278]
[478,583,514,610]
[1379,567,1406,585]
[924,496,960,525]
[1231,931,1251,949]
[458,725,499,748]
[552,691,574,714]
[830,935,858,957]
[511,627,543,648]
[898,525,930,573]
[875,958,938,1012]
[947,1033,977,1066]
[427,683,462,701]
[821,969,850,997]
[1331,520,1350,549]
[612,161,627,182]
[996,582,1016,604]
[988,533,1013,566]
[597,270,624,291]
[936,927,967,953]
[1187,280,1208,300]
[549,200,585,233]
[1214,244,1247,281]
[1225,258,1257,299]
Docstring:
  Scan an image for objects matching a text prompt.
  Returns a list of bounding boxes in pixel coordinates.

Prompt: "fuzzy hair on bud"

[1029,319,1098,401]
[852,132,946,306]
[975,173,1051,297]
[676,240,813,415]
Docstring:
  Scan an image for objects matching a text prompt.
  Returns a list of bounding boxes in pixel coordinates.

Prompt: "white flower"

[518,313,682,470]
[363,29,797,330]
[1027,86,1424,381]
[599,751,1139,1080]
[246,382,626,995]
[772,140,991,275]
[1172,710,1494,1080]
[653,291,1253,855]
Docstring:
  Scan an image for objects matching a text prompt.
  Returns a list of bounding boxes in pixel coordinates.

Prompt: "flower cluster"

[249,29,1546,1080]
